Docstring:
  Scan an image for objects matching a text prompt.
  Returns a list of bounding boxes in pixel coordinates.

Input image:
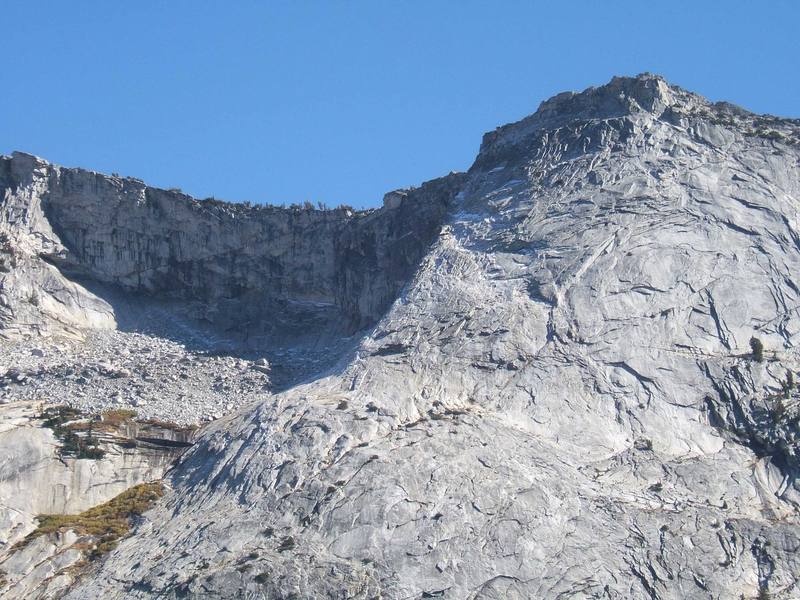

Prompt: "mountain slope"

[6,74,800,599]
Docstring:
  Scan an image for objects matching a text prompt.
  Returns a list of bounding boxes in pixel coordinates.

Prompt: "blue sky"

[4,2,798,208]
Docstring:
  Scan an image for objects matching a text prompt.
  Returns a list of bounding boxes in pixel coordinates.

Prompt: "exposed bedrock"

[3,73,800,599]
[0,151,464,346]
[0,402,192,598]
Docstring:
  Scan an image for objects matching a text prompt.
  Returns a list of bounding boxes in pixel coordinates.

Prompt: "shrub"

[772,398,787,422]
[20,482,164,556]
[40,405,83,429]
[277,536,295,552]
[40,406,105,459]
[782,371,795,398]
[758,129,784,141]
[750,337,765,363]
[101,409,137,426]
[137,418,197,432]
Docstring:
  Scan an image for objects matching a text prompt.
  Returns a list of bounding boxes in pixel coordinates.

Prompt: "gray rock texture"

[0,402,190,597]
[0,151,462,342]
[0,332,270,424]
[2,74,800,599]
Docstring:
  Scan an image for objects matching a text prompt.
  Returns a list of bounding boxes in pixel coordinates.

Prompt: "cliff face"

[0,402,192,598]
[0,152,463,343]
[4,74,800,599]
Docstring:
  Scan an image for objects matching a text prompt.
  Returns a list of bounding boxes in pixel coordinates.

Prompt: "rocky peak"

[537,73,692,119]
[474,73,706,168]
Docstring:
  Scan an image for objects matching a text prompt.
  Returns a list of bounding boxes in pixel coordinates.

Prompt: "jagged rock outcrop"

[0,154,116,339]
[3,74,800,599]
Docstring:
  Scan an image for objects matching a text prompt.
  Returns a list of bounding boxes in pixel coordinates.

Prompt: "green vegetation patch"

[24,482,165,556]
[100,408,138,426]
[137,417,199,433]
[39,405,105,459]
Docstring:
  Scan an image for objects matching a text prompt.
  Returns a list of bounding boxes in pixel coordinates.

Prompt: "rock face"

[0,403,191,597]
[2,74,800,599]
[0,154,116,339]
[0,152,462,343]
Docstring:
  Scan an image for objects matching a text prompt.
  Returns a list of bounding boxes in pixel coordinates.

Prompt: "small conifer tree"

[750,337,764,363]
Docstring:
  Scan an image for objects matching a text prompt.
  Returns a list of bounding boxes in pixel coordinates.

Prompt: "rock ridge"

[473,72,799,170]
[1,152,465,349]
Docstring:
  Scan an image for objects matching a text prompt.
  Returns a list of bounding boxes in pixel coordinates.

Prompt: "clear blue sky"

[4,2,798,208]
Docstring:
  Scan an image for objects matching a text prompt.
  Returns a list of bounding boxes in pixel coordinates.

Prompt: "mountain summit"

[479,73,693,152]
[1,75,800,599]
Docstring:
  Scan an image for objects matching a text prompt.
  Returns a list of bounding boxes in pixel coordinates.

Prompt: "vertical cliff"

[0,151,464,346]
